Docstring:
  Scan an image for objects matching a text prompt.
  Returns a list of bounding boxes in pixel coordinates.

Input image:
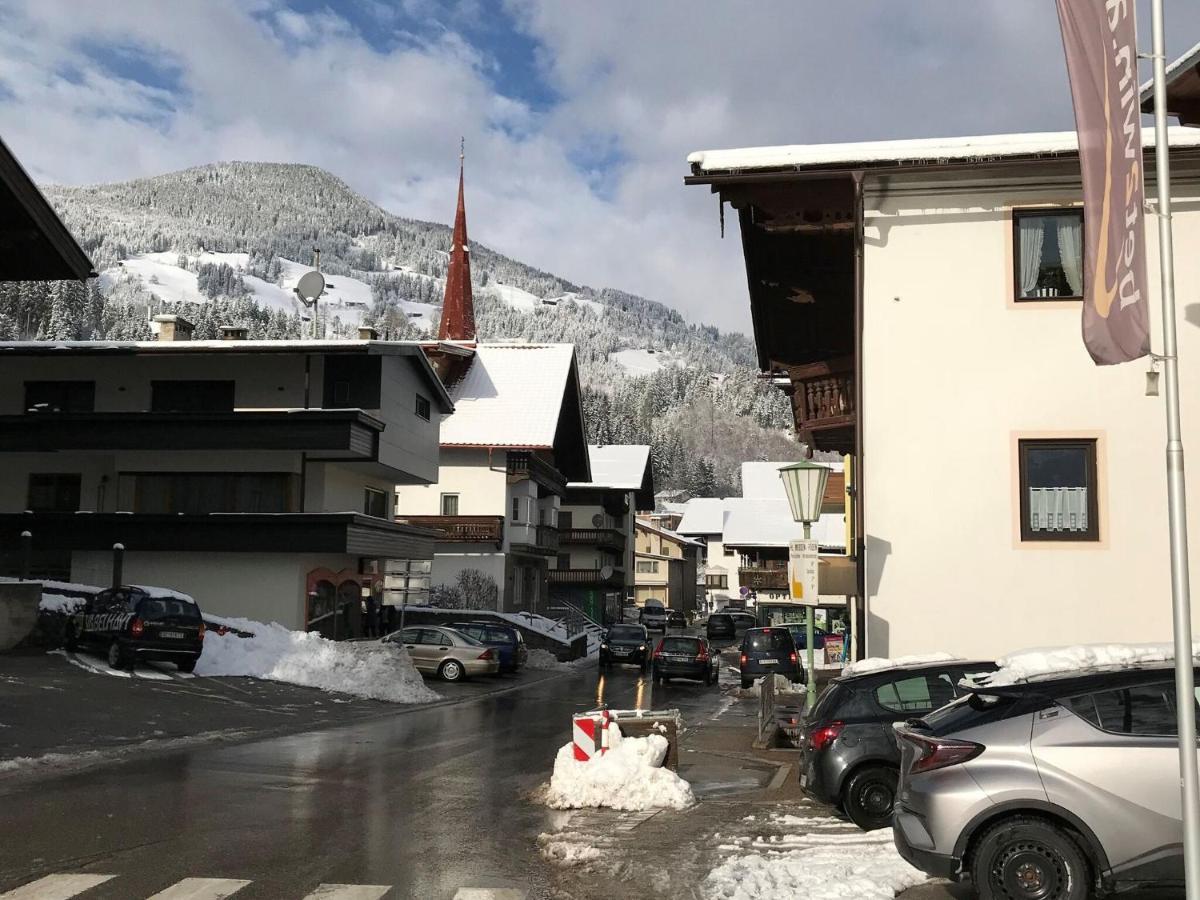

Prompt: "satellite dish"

[591,513,604,527]
[295,271,326,303]
[600,565,614,580]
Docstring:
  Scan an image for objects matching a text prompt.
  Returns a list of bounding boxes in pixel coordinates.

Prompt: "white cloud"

[1,0,1198,333]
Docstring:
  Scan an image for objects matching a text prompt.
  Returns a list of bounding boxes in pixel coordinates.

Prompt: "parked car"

[798,659,995,831]
[738,626,804,690]
[651,635,720,685]
[64,585,205,672]
[448,621,528,673]
[639,603,669,632]
[786,623,828,650]
[893,662,1196,898]
[706,612,736,641]
[599,624,651,670]
[388,626,499,681]
[666,610,687,630]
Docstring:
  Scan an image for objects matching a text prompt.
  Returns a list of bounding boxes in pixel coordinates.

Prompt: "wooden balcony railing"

[507,451,568,497]
[739,567,789,591]
[548,567,624,588]
[561,527,626,551]
[400,515,503,545]
[789,356,854,430]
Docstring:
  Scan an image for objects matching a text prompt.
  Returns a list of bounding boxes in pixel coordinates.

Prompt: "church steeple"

[437,140,476,342]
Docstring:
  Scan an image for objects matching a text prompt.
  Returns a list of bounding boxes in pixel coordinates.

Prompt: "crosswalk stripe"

[146,878,252,900]
[301,886,391,900]
[0,874,116,900]
[451,891,527,900]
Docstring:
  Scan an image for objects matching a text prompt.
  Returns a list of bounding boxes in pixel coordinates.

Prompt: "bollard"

[111,542,124,589]
[19,531,31,581]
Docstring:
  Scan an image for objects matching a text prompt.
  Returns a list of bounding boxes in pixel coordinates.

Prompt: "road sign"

[788,538,819,606]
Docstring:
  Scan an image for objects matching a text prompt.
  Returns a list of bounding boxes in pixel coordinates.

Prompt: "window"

[559,510,573,531]
[151,380,235,413]
[24,381,95,413]
[1019,439,1099,541]
[415,394,431,421]
[512,497,521,522]
[322,356,381,409]
[636,560,659,574]
[706,573,729,589]
[27,474,82,512]
[440,493,459,516]
[874,674,956,714]
[1014,208,1084,301]
[363,487,388,518]
[130,472,297,513]
[1066,682,1183,735]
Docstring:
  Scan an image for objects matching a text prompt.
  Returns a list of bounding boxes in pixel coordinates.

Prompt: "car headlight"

[600,643,608,649]
[639,644,646,651]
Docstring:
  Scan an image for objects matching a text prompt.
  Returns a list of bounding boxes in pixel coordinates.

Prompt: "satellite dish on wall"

[600,565,614,580]
[591,514,604,527]
[295,271,326,304]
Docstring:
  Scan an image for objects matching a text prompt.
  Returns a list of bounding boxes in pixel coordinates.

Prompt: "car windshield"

[746,629,792,651]
[661,638,699,653]
[709,615,732,625]
[607,626,643,640]
[136,597,202,621]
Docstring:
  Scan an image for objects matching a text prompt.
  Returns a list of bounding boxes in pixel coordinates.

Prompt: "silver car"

[388,626,499,681]
[893,662,1197,899]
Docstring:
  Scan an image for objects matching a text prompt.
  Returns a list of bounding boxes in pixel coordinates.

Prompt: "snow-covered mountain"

[4,161,796,495]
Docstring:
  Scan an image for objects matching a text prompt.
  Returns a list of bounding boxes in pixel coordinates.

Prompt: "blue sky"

[2,0,1199,332]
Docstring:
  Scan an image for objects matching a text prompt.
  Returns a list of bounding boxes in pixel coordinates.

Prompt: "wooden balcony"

[400,515,504,546]
[548,567,625,589]
[506,451,568,497]
[739,567,789,591]
[510,523,559,556]
[561,527,626,552]
[785,355,855,454]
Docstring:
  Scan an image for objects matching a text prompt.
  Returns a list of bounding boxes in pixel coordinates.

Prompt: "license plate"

[760,659,778,666]
[668,654,691,661]
[614,649,631,656]
[160,631,185,639]
[799,771,808,789]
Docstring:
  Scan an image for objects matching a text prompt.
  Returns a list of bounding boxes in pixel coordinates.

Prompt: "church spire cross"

[437,139,476,342]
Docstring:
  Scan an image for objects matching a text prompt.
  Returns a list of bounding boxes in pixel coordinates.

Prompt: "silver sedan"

[387,626,499,681]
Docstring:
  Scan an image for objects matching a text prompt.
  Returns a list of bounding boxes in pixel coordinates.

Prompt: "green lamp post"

[778,460,830,709]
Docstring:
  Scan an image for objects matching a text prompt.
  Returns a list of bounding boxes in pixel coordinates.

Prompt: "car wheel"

[740,677,752,690]
[971,816,1091,900]
[843,766,898,831]
[176,656,198,674]
[107,640,128,671]
[439,659,465,682]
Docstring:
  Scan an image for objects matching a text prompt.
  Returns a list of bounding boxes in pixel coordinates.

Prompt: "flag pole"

[1149,1,1200,894]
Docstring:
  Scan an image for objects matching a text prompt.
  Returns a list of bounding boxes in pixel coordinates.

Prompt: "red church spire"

[437,140,476,342]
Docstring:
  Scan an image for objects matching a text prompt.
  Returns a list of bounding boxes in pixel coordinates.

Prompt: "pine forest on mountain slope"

[0,161,798,496]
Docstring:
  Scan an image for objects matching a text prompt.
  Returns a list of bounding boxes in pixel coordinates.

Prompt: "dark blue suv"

[738,626,804,689]
[448,622,527,673]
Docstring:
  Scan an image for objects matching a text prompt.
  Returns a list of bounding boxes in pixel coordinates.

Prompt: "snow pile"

[977,642,1200,687]
[703,830,925,900]
[525,648,572,671]
[537,832,604,865]
[842,652,960,677]
[196,616,438,703]
[543,723,694,811]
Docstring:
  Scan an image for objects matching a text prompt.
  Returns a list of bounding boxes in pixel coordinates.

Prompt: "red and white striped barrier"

[572,709,613,761]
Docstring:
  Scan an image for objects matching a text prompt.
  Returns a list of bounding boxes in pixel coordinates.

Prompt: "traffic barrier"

[571,708,613,761]
[571,707,682,769]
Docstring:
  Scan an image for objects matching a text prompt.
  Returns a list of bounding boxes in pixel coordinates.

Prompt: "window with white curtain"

[1013,209,1084,301]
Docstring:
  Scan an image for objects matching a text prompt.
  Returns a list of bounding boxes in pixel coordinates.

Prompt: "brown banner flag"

[1056,0,1151,364]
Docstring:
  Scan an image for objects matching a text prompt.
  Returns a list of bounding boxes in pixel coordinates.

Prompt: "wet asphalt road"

[0,658,733,900]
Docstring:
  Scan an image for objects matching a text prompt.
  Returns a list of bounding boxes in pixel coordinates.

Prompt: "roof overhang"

[0,137,95,281]
[1141,42,1200,126]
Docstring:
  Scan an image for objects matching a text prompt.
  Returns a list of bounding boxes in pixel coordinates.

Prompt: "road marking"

[302,886,391,899]
[451,891,527,900]
[0,874,115,899]
[146,879,252,899]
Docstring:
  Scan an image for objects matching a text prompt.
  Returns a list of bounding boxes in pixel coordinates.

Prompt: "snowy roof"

[741,460,843,499]
[1141,41,1200,101]
[577,445,651,490]
[439,343,579,451]
[721,499,845,550]
[687,127,1200,175]
[635,517,704,548]
[676,498,728,536]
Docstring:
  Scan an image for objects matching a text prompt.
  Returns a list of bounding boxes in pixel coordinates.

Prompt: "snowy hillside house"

[633,518,702,614]
[550,444,655,623]
[0,336,452,636]
[395,157,591,613]
[686,125,1200,659]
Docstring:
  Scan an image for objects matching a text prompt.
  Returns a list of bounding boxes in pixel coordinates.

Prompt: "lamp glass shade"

[778,461,830,524]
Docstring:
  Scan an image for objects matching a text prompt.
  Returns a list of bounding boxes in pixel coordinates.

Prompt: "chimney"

[219,325,249,341]
[358,325,380,341]
[152,314,194,342]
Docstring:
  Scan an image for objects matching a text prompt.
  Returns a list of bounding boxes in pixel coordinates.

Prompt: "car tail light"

[130,617,144,638]
[740,653,748,667]
[809,721,844,752]
[653,640,664,659]
[696,646,709,661]
[790,651,798,664]
[478,649,493,661]
[198,621,206,639]
[901,731,984,774]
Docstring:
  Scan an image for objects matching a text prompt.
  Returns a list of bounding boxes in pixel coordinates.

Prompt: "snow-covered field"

[542,722,694,811]
[609,347,683,376]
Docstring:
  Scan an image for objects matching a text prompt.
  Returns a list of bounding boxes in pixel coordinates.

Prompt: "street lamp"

[779,461,830,709]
